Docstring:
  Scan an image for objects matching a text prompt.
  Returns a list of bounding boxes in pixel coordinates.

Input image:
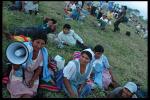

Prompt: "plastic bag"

[54,55,65,71]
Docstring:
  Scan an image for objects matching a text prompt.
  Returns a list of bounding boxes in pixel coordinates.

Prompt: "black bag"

[135,85,147,98]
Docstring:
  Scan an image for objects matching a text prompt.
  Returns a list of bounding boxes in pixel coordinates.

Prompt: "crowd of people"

[63,1,147,38]
[3,1,147,98]
[8,1,39,15]
[63,1,127,32]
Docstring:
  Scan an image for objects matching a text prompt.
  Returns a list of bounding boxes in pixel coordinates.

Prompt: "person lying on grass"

[8,17,57,39]
[107,82,138,98]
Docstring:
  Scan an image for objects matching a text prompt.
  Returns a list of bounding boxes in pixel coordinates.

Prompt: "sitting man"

[107,82,138,98]
[57,24,87,49]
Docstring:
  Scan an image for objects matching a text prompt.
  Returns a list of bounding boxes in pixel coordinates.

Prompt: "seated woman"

[107,82,138,98]
[7,33,49,98]
[90,45,118,90]
[63,50,93,98]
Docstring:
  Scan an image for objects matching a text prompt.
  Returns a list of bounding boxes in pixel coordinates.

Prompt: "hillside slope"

[2,1,147,98]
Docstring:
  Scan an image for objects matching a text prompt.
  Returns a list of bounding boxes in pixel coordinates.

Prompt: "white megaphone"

[6,42,33,65]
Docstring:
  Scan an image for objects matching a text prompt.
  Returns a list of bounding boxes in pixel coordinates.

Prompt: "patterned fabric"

[2,76,9,84]
[102,69,112,90]
[13,35,31,42]
[48,57,57,72]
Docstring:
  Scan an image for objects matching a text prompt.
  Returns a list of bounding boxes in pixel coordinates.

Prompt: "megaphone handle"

[22,67,25,80]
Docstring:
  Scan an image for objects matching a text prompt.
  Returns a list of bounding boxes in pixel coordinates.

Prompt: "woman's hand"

[27,79,34,88]
[12,64,20,70]
[78,83,86,95]
[49,79,56,86]
[70,92,77,98]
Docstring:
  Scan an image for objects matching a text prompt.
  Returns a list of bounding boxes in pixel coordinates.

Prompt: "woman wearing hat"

[107,82,138,98]
[62,50,93,98]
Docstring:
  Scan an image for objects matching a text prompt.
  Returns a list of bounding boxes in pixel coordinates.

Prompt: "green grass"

[2,1,147,98]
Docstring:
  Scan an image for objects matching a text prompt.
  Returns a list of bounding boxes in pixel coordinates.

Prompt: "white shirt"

[58,29,84,46]
[63,59,92,80]
[70,4,76,10]
[100,17,108,23]
[65,1,76,10]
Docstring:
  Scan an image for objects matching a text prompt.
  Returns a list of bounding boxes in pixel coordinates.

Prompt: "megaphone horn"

[6,42,30,65]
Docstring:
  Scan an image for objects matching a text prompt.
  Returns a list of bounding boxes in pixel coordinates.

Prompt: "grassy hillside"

[2,1,147,98]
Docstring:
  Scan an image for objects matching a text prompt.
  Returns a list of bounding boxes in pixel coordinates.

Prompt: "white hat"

[124,82,137,93]
[83,48,94,59]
